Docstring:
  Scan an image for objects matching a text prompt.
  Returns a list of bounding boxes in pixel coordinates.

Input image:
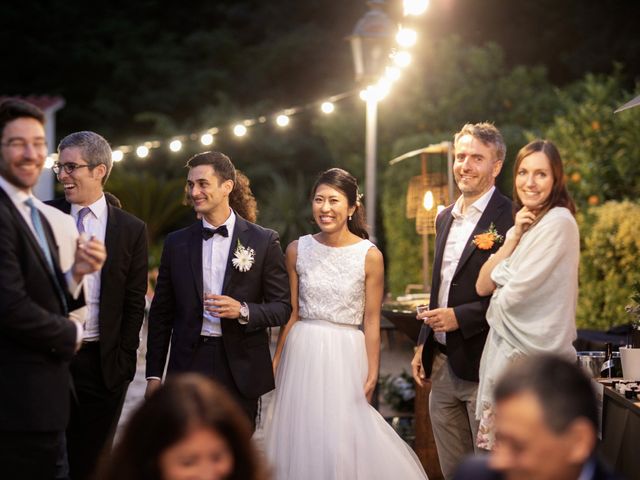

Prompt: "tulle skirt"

[263,319,428,480]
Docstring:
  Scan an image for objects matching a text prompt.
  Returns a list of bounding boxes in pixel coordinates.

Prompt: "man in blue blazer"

[145,151,291,426]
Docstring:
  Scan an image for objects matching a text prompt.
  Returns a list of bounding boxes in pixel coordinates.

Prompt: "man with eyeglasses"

[47,131,148,480]
[0,98,107,479]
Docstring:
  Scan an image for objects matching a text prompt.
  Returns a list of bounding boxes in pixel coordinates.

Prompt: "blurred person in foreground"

[96,374,267,480]
[475,140,579,449]
[454,355,621,480]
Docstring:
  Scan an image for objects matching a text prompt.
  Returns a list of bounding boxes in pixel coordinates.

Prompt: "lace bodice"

[296,234,374,326]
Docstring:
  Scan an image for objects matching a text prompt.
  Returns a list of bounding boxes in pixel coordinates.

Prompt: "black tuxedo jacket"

[453,455,621,480]
[146,214,291,399]
[0,186,81,432]
[47,198,148,391]
[418,189,513,382]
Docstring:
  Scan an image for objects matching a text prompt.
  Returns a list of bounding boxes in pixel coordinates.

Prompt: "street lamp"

[349,0,395,242]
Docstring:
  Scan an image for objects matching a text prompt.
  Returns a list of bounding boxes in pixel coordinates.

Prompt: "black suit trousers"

[186,336,258,428]
[66,342,128,480]
[0,430,60,480]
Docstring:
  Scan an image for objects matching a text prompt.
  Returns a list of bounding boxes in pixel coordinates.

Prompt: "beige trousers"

[428,352,480,480]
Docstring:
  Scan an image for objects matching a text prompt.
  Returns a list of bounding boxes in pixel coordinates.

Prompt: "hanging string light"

[109,1,428,163]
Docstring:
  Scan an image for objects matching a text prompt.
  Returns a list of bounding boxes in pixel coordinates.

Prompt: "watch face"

[240,304,249,318]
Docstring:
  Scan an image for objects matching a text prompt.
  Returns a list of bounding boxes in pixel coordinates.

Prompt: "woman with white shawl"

[474,139,579,449]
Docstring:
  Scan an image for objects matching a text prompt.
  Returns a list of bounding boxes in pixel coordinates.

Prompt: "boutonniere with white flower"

[232,239,255,272]
[472,223,504,250]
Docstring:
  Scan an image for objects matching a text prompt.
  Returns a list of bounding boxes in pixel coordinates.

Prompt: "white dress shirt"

[435,186,495,345]
[72,195,108,341]
[201,209,235,336]
[0,176,83,342]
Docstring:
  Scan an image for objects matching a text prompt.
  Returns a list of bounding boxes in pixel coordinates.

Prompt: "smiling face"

[453,134,503,203]
[0,117,47,192]
[159,427,234,480]
[187,164,233,222]
[312,183,356,235]
[57,146,106,206]
[515,151,554,212]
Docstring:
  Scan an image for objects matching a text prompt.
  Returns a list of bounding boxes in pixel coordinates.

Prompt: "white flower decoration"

[232,239,255,272]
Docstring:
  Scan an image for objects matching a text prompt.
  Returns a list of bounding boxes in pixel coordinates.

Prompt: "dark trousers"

[186,336,258,428]
[0,430,60,479]
[67,342,128,480]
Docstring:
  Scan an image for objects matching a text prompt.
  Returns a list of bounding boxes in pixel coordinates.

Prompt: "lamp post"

[349,0,394,243]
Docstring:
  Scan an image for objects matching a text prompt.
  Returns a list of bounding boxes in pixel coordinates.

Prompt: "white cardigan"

[477,207,580,415]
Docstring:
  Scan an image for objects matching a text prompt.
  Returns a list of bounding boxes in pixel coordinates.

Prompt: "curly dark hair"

[230,170,258,222]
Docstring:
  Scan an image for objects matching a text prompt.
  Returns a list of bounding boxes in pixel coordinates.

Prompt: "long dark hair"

[311,168,368,239]
[95,374,267,480]
[513,140,576,221]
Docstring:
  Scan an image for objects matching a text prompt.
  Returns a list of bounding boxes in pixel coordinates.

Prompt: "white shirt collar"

[202,209,235,234]
[452,186,496,219]
[70,194,107,220]
[0,174,32,206]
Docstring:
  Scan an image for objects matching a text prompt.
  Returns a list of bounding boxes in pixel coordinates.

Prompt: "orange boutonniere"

[472,223,504,250]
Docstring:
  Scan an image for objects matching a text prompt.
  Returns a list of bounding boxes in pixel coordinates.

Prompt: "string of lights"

[43,0,428,168]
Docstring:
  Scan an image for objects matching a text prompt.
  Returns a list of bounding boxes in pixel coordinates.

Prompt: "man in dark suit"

[411,123,514,479]
[48,131,148,480]
[454,355,621,480]
[0,99,106,479]
[145,151,291,426]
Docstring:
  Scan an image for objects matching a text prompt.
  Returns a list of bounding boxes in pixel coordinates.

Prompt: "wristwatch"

[239,302,250,323]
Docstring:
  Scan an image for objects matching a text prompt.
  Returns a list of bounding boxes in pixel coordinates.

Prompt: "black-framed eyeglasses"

[52,162,91,175]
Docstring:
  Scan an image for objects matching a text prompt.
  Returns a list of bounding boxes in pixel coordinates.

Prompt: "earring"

[348,215,352,221]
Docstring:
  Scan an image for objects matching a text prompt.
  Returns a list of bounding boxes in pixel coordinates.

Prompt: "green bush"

[577,201,640,330]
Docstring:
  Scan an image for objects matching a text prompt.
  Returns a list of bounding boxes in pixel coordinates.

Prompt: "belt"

[435,342,447,356]
[199,335,223,344]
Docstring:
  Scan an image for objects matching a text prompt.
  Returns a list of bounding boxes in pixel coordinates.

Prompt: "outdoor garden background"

[3,0,639,334]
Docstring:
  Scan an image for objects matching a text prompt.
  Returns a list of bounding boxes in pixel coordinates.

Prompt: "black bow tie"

[202,225,229,240]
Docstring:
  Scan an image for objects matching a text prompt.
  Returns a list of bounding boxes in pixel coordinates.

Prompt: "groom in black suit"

[411,123,513,479]
[47,131,148,480]
[146,151,291,425]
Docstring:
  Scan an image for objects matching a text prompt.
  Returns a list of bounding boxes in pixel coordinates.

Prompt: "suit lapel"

[190,221,204,303]
[0,188,67,311]
[453,190,508,278]
[99,205,118,324]
[222,214,249,294]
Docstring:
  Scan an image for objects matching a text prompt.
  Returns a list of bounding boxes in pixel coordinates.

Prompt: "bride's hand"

[272,355,280,377]
[364,378,377,403]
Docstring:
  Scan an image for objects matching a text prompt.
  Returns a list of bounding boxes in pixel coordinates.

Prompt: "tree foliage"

[577,201,640,330]
[544,74,640,210]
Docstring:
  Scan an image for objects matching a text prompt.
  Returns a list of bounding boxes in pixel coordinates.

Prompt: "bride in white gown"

[263,168,427,480]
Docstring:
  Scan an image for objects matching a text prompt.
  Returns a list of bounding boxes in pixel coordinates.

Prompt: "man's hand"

[411,345,427,387]
[145,378,162,400]
[203,294,241,318]
[422,307,459,333]
[72,237,107,282]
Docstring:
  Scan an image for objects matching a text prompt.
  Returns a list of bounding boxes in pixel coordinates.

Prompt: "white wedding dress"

[263,235,428,480]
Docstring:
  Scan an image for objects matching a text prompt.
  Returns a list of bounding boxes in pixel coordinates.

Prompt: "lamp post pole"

[365,97,378,242]
[349,0,393,242]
